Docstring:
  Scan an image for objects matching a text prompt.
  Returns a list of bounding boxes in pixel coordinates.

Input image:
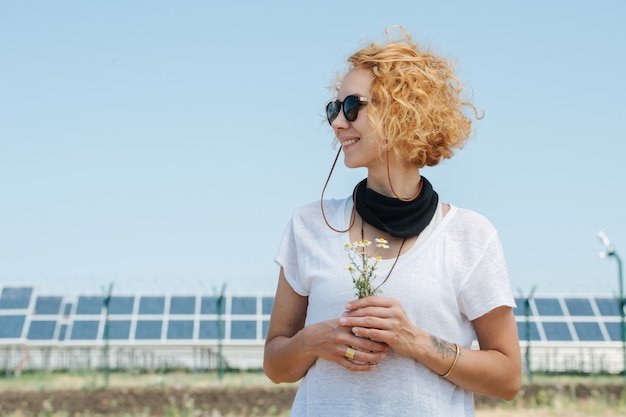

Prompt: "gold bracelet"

[440,343,460,378]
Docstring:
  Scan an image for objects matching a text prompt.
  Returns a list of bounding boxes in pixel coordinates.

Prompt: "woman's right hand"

[302,318,388,370]
[264,270,387,383]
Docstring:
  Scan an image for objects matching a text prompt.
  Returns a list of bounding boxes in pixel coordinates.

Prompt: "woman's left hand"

[339,296,420,358]
[341,296,522,401]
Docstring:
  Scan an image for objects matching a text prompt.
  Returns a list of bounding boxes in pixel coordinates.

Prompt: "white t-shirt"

[275,197,514,417]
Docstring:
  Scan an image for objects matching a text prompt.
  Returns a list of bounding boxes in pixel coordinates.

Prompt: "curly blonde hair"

[337,27,481,167]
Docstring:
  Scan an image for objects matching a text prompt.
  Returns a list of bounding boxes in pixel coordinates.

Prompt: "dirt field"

[0,386,295,416]
[1,373,625,416]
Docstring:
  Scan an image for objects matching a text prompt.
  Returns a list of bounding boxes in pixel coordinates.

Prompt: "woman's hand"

[340,296,522,400]
[340,296,419,357]
[264,270,388,383]
[305,318,388,371]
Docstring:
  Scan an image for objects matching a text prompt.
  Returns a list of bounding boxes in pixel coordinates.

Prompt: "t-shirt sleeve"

[274,214,309,297]
[457,230,515,321]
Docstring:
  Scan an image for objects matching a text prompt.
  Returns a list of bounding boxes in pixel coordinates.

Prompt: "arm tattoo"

[430,335,456,359]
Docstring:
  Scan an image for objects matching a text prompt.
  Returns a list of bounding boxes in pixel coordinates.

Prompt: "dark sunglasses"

[326,95,368,125]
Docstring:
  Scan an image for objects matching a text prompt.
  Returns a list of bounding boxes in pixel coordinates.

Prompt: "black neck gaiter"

[354,176,439,238]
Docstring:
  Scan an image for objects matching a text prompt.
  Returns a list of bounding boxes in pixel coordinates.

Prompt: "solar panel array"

[0,286,273,344]
[0,286,623,345]
[514,295,623,343]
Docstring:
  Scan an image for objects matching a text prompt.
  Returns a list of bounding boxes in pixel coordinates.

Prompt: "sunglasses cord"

[320,147,356,233]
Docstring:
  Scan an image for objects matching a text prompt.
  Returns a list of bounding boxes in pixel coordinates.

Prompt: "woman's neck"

[366,160,421,200]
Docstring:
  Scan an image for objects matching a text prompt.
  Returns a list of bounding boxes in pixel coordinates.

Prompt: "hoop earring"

[321,148,356,233]
[386,148,422,201]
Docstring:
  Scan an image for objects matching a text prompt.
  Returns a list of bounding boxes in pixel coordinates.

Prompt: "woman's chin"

[342,159,363,169]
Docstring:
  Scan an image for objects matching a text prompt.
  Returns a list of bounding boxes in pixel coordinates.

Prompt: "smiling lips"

[341,138,360,147]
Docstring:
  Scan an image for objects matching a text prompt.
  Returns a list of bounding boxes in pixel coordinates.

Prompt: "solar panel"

[138,297,165,314]
[232,297,256,314]
[109,296,134,314]
[262,297,273,314]
[0,315,26,338]
[71,320,100,340]
[565,298,594,316]
[595,297,621,316]
[573,322,605,341]
[542,322,573,341]
[197,320,221,339]
[58,324,68,341]
[0,287,33,309]
[231,320,256,339]
[167,320,194,339]
[76,296,104,314]
[63,303,73,316]
[27,320,57,340]
[200,296,225,314]
[605,322,623,341]
[107,320,132,339]
[262,320,270,338]
[34,296,62,315]
[516,321,541,341]
[135,320,162,339]
[534,298,564,316]
[170,296,195,314]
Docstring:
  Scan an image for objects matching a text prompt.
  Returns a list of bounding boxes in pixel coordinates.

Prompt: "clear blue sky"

[1,1,625,298]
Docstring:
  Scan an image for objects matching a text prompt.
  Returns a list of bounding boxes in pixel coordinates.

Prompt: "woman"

[264,27,521,416]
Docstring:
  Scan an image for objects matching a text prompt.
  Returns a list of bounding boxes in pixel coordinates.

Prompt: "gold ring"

[345,347,356,360]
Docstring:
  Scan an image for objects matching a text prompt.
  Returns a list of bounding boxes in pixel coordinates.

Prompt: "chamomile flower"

[344,238,389,298]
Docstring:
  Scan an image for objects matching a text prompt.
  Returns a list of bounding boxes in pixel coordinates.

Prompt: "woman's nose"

[331,110,350,130]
